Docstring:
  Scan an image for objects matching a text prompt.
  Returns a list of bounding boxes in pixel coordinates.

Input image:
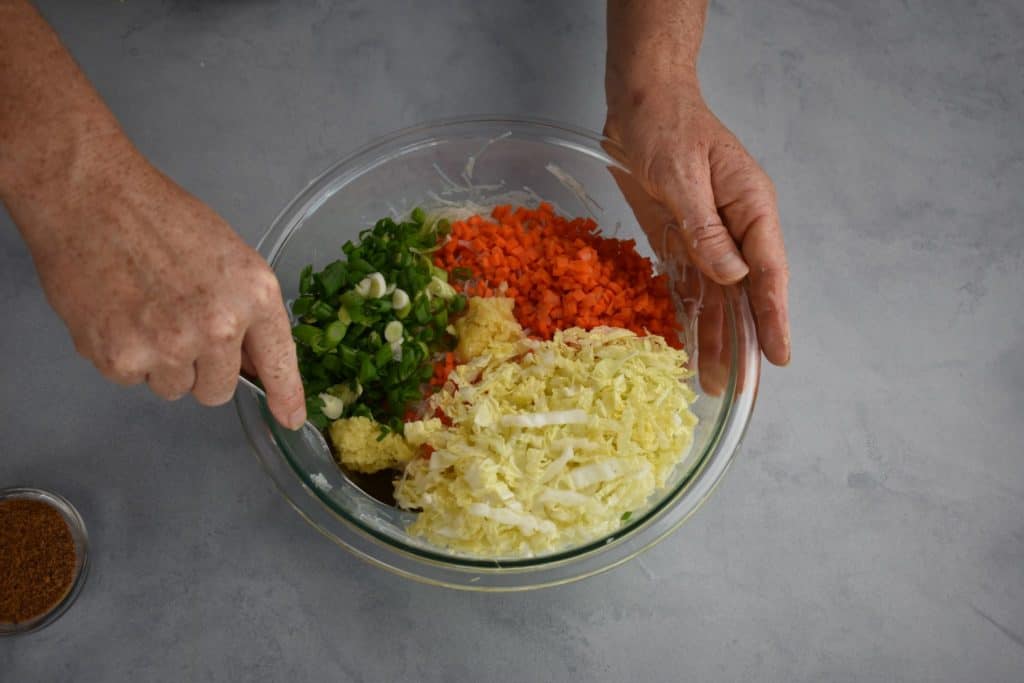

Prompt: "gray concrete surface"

[2,1,1022,681]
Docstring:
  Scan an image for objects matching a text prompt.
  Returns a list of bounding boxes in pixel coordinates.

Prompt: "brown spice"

[0,499,77,624]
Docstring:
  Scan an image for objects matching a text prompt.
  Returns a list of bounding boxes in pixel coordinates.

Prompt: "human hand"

[604,79,791,366]
[605,164,753,396]
[8,146,306,428]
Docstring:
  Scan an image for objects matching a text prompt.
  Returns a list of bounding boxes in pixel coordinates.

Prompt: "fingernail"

[773,333,792,366]
[757,325,790,366]
[711,254,749,283]
[288,407,307,430]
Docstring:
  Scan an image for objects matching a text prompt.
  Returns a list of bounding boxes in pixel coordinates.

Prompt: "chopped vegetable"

[355,272,387,298]
[292,203,699,560]
[396,326,697,557]
[329,416,416,474]
[290,210,466,430]
[434,202,683,346]
[384,320,403,343]
[391,288,410,311]
[318,393,346,420]
[453,296,524,363]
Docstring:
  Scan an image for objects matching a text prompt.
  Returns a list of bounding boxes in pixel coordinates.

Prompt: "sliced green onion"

[319,260,347,297]
[321,354,342,374]
[358,356,377,384]
[310,300,336,322]
[323,320,348,349]
[298,265,314,295]
[384,320,403,343]
[374,343,394,367]
[391,288,410,310]
[413,297,431,324]
[293,324,323,348]
[291,296,314,317]
[292,208,469,434]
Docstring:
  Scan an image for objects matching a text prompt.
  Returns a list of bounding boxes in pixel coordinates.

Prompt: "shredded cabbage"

[396,326,697,557]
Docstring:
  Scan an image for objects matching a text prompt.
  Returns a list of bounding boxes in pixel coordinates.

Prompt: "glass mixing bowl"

[236,117,760,590]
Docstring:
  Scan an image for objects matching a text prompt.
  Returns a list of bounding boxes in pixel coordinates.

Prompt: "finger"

[92,336,151,387]
[192,343,243,406]
[708,144,790,365]
[146,362,197,401]
[654,154,749,284]
[697,283,728,396]
[725,285,751,395]
[244,308,305,429]
[742,214,791,366]
[709,158,790,364]
[670,253,698,345]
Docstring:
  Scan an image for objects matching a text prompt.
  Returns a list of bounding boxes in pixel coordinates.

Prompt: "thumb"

[655,154,749,284]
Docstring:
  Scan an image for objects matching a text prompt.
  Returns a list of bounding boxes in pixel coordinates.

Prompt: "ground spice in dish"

[0,499,77,624]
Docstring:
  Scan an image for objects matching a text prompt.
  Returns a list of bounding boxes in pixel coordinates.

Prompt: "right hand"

[10,145,307,428]
[604,79,790,367]
[606,162,754,397]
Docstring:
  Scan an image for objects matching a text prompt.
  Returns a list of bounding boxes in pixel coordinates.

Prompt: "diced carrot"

[434,205,683,347]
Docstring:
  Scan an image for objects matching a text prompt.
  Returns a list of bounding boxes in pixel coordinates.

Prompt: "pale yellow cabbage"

[396,327,697,557]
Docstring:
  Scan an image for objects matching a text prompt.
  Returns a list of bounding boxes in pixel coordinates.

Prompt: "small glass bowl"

[0,487,90,636]
[236,117,761,590]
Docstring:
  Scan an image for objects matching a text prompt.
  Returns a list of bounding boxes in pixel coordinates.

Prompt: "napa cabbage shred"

[395,321,698,557]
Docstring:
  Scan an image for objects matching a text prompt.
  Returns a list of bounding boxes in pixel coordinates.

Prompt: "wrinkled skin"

[605,80,791,367]
[2,1,305,427]
[10,145,306,428]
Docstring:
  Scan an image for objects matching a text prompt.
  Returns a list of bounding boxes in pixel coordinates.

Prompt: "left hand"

[604,79,791,366]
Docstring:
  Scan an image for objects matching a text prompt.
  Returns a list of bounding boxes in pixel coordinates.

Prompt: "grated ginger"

[453,296,524,363]
[328,416,415,474]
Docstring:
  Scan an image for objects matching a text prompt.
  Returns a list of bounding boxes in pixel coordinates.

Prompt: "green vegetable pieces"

[290,210,464,431]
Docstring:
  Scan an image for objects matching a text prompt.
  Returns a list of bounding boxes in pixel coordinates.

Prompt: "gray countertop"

[2,1,1022,681]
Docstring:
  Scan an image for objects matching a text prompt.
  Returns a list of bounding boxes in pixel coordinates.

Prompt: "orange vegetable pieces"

[435,203,682,347]
[429,352,458,389]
